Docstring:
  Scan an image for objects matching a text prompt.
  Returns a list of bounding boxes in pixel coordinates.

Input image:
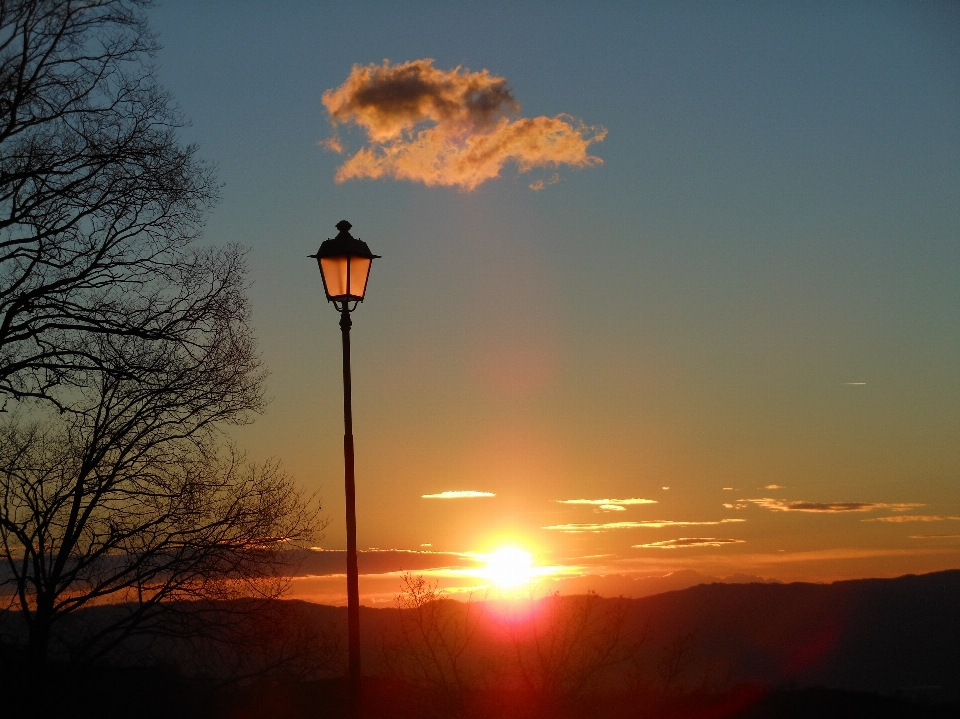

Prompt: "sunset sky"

[150,2,959,603]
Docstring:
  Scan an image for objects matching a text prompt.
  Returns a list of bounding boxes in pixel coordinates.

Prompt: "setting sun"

[483,547,534,589]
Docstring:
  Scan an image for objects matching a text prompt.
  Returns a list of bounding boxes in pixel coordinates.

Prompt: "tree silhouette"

[381,572,485,716]
[0,336,322,665]
[0,0,220,407]
[506,592,645,712]
[0,1,323,667]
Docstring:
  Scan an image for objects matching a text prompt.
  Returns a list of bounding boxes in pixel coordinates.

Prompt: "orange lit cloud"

[317,135,343,153]
[529,173,560,191]
[321,59,606,190]
[422,491,495,499]
[633,538,746,549]
[542,518,746,533]
[862,515,960,523]
[745,498,924,513]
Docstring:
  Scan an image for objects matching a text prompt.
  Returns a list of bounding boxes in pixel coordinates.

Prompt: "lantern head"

[309,220,380,311]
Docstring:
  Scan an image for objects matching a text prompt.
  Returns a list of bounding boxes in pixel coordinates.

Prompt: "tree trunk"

[28,599,53,668]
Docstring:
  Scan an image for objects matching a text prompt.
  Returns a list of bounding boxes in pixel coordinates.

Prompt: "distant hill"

[616,570,960,702]
[3,568,958,712]
[291,569,960,702]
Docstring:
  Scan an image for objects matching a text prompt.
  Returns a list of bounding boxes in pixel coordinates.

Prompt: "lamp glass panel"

[347,257,371,299]
[320,257,349,298]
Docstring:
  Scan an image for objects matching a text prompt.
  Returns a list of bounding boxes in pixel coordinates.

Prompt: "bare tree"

[381,573,485,717]
[0,0,325,669]
[505,592,646,712]
[0,366,322,665]
[656,632,695,698]
[0,0,220,407]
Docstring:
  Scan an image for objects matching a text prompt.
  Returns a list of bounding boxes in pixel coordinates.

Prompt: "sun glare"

[483,547,534,589]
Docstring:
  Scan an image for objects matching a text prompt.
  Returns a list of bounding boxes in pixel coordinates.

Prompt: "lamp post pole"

[340,306,361,693]
[309,220,379,716]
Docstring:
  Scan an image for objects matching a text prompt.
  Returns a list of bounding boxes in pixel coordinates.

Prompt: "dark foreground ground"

[1,663,956,719]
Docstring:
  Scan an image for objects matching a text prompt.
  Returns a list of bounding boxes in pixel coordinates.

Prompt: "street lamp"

[309,220,379,699]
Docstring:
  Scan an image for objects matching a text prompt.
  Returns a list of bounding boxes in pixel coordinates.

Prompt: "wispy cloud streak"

[557,497,657,513]
[745,498,924,513]
[321,59,606,190]
[422,491,495,499]
[542,519,746,534]
[633,538,745,549]
[863,515,960,523]
[557,498,657,505]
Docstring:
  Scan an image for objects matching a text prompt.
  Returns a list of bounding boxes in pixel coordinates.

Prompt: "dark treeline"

[1,569,958,718]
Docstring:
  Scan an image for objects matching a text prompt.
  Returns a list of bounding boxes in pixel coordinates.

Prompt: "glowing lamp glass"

[310,220,379,307]
[320,256,371,300]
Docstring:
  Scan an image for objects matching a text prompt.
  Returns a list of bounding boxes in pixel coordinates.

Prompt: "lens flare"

[483,547,533,589]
